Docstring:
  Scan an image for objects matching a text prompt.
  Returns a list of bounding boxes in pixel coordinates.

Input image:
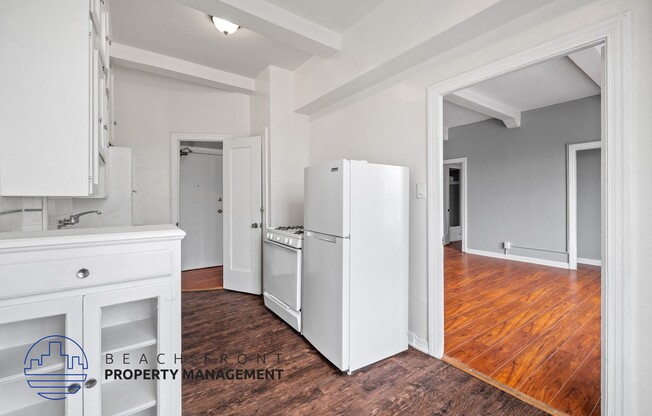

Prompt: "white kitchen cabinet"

[0,298,83,416]
[0,225,184,416]
[83,284,175,416]
[0,0,112,197]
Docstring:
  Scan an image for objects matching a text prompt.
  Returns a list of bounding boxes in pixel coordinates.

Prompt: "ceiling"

[444,51,601,130]
[110,0,385,79]
[263,0,385,32]
[111,0,312,78]
[110,0,601,119]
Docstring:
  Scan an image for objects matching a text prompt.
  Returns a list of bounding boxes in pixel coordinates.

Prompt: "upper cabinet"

[0,0,112,197]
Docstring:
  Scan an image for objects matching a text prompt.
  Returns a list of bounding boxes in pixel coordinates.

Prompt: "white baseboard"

[577,257,602,266]
[408,332,429,354]
[465,248,570,270]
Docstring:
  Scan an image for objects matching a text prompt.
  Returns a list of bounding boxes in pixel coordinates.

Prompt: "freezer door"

[302,231,350,371]
[304,160,350,237]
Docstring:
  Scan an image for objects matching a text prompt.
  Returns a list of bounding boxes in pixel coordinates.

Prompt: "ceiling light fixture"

[212,16,239,35]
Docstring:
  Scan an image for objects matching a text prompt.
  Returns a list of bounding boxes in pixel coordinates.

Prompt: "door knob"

[85,378,97,389]
[217,209,223,213]
[68,383,81,394]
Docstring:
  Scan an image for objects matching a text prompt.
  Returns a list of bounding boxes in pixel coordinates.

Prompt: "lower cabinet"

[83,284,176,416]
[0,225,184,416]
[0,298,84,416]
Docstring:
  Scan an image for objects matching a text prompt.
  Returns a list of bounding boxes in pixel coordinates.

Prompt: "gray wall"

[444,95,600,263]
[577,148,601,261]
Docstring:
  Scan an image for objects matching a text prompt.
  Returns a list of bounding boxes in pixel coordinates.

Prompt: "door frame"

[567,141,602,270]
[170,133,231,226]
[443,158,467,252]
[426,13,631,415]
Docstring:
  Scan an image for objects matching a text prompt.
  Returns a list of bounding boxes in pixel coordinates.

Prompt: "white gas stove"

[263,225,304,332]
[265,225,304,249]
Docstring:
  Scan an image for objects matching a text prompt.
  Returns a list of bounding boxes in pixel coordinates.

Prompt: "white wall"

[112,66,250,225]
[305,1,652,411]
[0,197,43,232]
[250,66,308,226]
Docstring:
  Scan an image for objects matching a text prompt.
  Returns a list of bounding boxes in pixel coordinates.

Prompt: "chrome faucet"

[58,211,102,229]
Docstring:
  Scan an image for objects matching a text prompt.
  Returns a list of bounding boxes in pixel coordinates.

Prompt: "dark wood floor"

[182,290,546,415]
[182,266,223,292]
[444,242,601,415]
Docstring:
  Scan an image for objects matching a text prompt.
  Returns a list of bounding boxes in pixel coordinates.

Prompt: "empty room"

[441,48,603,415]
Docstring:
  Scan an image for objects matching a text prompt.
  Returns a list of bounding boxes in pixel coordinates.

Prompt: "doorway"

[171,132,266,295]
[439,48,603,414]
[173,134,229,292]
[179,142,223,272]
[443,158,467,252]
[427,15,632,414]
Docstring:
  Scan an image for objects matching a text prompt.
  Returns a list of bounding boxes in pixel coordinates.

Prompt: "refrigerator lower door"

[302,231,350,371]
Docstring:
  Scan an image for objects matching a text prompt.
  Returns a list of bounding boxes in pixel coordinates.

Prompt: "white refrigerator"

[302,159,409,373]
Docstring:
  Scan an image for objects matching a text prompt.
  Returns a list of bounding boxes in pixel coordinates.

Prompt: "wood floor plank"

[181,290,547,416]
[491,297,599,387]
[444,247,601,415]
[517,349,587,403]
[550,342,601,415]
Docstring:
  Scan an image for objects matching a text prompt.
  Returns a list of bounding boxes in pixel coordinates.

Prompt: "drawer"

[0,249,173,299]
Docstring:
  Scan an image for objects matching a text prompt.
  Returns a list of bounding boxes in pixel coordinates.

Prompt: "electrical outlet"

[503,241,511,250]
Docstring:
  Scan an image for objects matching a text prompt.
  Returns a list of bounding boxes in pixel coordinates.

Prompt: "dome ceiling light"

[212,16,239,35]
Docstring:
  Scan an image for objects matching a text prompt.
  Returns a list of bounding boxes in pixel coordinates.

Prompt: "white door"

[179,151,223,271]
[443,165,451,245]
[223,136,263,294]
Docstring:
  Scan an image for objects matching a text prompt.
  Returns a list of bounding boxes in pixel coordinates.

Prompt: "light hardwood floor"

[182,266,223,292]
[444,242,601,415]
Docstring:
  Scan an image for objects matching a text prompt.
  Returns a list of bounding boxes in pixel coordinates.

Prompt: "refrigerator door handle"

[305,230,338,243]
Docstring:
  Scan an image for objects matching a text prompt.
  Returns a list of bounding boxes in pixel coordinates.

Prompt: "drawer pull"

[76,268,90,279]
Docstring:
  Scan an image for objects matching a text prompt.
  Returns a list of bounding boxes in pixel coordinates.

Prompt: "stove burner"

[275,225,304,231]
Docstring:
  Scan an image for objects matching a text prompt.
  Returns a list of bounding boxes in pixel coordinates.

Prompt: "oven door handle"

[264,239,299,251]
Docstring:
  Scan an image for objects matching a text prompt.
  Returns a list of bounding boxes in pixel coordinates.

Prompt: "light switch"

[416,183,426,199]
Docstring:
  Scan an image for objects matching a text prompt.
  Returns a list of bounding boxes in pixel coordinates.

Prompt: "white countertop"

[0,225,185,251]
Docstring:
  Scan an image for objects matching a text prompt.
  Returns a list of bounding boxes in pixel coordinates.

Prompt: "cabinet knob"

[85,378,97,389]
[68,383,81,394]
[217,209,223,213]
[76,268,90,279]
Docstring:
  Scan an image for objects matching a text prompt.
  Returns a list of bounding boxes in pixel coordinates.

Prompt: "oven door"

[263,240,301,311]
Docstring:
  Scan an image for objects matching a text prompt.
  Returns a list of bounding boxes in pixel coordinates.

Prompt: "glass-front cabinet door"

[82,284,175,416]
[0,297,84,416]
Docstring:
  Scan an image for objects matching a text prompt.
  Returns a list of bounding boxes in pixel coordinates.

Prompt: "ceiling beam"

[568,46,602,88]
[445,89,522,129]
[174,0,341,57]
[109,43,255,94]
